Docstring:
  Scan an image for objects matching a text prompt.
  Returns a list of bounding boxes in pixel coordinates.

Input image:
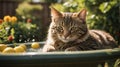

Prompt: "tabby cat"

[42,7,117,52]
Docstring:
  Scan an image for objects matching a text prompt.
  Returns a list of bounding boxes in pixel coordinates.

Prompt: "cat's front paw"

[65,47,78,51]
[42,45,55,52]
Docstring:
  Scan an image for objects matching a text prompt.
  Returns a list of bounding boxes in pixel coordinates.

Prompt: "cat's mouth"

[58,36,78,43]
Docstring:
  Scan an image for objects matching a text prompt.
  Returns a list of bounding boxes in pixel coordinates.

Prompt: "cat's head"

[50,7,88,42]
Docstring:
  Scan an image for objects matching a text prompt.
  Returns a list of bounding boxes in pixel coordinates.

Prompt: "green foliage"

[52,0,85,12]
[0,23,8,43]
[0,16,39,44]
[16,2,43,19]
[114,59,120,67]
[42,0,58,3]
[16,2,46,42]
[12,22,38,43]
[52,0,120,44]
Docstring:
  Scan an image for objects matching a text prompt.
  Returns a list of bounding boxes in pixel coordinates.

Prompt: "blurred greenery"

[114,59,120,67]
[0,16,39,44]
[52,0,120,45]
[16,2,46,42]
[16,2,43,20]
[13,22,39,43]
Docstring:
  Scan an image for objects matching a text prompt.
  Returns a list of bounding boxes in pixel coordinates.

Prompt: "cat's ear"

[50,7,62,17]
[78,9,87,21]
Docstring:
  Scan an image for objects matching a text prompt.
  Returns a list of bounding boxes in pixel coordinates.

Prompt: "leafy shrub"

[16,2,46,42]
[0,15,39,44]
[16,2,43,19]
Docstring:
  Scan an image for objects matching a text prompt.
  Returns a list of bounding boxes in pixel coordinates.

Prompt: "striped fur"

[42,7,117,52]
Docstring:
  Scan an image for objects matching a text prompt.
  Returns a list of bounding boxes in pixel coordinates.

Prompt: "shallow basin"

[0,42,120,67]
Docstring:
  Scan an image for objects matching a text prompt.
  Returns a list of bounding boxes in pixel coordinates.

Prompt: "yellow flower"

[3,15,11,22]
[11,16,17,23]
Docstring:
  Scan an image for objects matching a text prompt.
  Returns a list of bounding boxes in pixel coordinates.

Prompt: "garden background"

[0,0,119,45]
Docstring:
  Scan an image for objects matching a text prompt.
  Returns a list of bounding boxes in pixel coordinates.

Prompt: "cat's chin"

[61,39,70,43]
[58,36,78,43]
[59,38,76,43]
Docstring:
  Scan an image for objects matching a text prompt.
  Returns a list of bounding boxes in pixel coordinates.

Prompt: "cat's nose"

[63,33,69,39]
[63,30,70,39]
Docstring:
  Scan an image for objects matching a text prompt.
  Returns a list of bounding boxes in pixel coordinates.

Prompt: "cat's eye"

[70,27,78,33]
[56,26,63,33]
